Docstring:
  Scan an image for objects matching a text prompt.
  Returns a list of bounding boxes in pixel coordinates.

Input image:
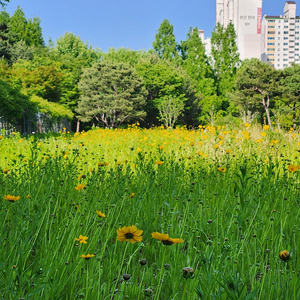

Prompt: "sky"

[2,0,299,52]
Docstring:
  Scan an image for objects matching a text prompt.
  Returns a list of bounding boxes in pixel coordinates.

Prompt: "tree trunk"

[292,102,296,131]
[262,97,273,131]
[76,120,80,132]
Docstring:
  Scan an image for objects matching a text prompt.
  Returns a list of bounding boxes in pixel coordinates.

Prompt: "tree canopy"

[77,61,147,128]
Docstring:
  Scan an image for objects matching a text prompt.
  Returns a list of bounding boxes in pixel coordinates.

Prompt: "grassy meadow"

[1,124,300,299]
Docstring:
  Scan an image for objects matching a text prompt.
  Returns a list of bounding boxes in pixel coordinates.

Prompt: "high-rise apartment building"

[261,1,300,69]
[216,0,262,60]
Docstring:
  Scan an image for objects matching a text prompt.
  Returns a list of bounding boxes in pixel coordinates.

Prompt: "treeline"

[0,7,299,132]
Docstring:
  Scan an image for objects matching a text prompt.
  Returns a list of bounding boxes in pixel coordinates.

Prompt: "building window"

[285,20,288,23]
[296,26,300,28]
[284,26,289,28]
[284,53,288,56]
[296,48,299,51]
[268,37,275,40]
[296,32,300,34]
[296,37,299,40]
[284,43,288,45]
[295,43,299,45]
[284,64,288,66]
[268,26,275,28]
[284,31,289,34]
[268,20,275,23]
[283,59,288,61]
[284,37,288,40]
[284,48,288,50]
[268,31,275,34]
[267,48,275,51]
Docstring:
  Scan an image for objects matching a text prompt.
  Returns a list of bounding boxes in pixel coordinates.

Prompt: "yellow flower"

[279,250,290,262]
[214,144,219,149]
[225,149,231,154]
[117,225,143,244]
[26,194,30,198]
[244,123,250,127]
[3,194,20,202]
[80,254,95,260]
[96,210,106,218]
[75,235,88,244]
[159,145,164,149]
[2,169,9,174]
[151,232,184,246]
[155,161,164,165]
[98,162,109,166]
[128,193,135,198]
[260,132,267,137]
[288,165,298,172]
[218,167,226,173]
[263,125,270,130]
[75,184,85,190]
[0,135,2,139]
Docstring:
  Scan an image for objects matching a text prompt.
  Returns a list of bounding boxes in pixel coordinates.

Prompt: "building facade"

[216,0,262,60]
[261,1,300,69]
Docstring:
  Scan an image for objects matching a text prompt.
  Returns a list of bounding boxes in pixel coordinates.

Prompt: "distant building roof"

[286,1,296,4]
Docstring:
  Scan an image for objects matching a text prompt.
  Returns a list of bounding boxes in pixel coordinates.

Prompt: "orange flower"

[155,161,164,165]
[3,194,20,202]
[117,225,143,244]
[288,165,298,172]
[75,235,88,244]
[151,232,184,246]
[80,254,95,260]
[96,210,106,218]
[75,184,85,190]
[128,193,135,198]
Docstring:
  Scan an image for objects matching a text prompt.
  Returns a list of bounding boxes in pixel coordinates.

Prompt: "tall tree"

[234,58,280,130]
[280,64,300,129]
[153,19,179,62]
[77,61,147,128]
[9,7,44,46]
[135,62,186,127]
[211,22,240,98]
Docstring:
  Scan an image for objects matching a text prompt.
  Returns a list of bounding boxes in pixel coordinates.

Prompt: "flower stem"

[181,279,188,300]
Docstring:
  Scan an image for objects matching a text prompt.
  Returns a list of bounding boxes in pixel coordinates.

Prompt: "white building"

[216,0,262,60]
[261,1,300,69]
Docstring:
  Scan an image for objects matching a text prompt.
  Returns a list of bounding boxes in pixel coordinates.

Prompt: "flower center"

[125,233,134,239]
[162,239,174,246]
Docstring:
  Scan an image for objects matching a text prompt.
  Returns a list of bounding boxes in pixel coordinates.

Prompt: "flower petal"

[117,236,126,242]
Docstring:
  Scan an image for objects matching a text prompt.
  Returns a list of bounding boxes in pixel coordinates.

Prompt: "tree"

[181,27,215,97]
[135,63,186,127]
[9,7,44,46]
[153,19,179,62]
[211,22,240,98]
[0,78,36,128]
[77,61,147,128]
[0,0,9,7]
[234,58,279,130]
[280,64,300,130]
[0,8,43,64]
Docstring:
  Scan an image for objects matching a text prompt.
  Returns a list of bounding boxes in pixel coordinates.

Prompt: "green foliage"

[136,63,187,127]
[101,47,154,67]
[211,22,240,97]
[153,19,179,62]
[30,95,73,120]
[77,61,147,128]
[0,78,36,121]
[10,59,66,102]
[234,58,279,129]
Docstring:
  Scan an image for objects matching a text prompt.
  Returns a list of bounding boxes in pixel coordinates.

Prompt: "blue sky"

[3,0,298,52]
